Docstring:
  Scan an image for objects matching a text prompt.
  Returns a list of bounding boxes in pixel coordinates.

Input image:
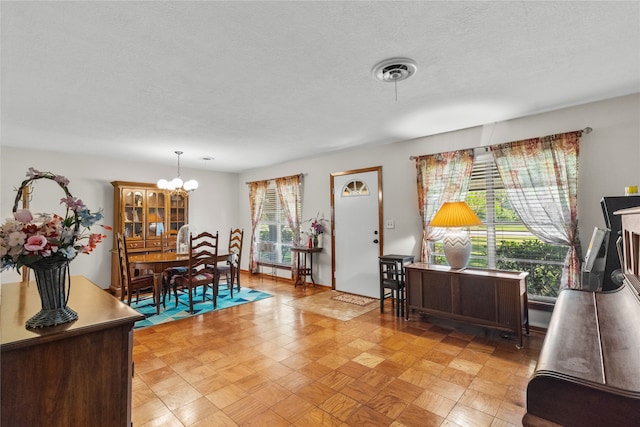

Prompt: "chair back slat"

[187,231,219,273]
[116,232,155,306]
[116,233,131,288]
[228,228,244,267]
[380,260,400,284]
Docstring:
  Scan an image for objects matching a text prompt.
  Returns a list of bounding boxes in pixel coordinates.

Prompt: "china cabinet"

[110,181,188,295]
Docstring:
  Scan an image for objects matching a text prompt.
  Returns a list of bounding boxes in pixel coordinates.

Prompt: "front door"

[331,167,383,298]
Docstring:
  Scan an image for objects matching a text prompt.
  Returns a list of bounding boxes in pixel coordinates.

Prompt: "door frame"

[330,166,384,289]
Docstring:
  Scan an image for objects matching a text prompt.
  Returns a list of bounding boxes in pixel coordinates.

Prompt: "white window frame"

[433,150,568,300]
[258,182,298,267]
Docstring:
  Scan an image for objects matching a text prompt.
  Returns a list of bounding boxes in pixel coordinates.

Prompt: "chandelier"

[157,151,198,196]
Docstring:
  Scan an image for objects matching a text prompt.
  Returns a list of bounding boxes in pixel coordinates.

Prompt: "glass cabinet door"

[169,193,187,233]
[123,189,144,240]
[146,191,166,239]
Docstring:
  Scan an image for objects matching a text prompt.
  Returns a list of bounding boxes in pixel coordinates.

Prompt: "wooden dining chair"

[217,228,244,297]
[173,231,220,313]
[116,233,157,308]
[159,229,180,306]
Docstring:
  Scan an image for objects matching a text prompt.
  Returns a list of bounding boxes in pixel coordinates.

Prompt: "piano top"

[535,281,640,393]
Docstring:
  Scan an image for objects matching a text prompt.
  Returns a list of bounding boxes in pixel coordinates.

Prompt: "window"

[342,179,369,196]
[258,182,298,267]
[433,151,568,300]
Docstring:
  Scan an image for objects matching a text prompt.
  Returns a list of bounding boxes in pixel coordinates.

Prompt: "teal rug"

[129,287,272,329]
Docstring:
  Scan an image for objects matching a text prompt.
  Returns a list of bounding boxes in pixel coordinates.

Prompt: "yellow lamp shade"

[430,201,482,228]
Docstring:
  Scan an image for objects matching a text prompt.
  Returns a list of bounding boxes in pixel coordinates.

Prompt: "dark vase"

[26,258,78,328]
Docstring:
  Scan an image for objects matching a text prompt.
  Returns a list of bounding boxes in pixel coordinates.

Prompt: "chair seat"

[164,267,188,285]
[162,266,189,307]
[131,274,154,285]
[175,272,214,285]
[381,279,404,293]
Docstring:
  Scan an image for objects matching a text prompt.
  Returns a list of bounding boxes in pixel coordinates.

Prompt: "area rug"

[331,293,377,306]
[285,291,378,321]
[130,287,272,329]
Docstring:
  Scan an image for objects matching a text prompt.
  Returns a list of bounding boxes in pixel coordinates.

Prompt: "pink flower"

[24,235,48,252]
[14,209,33,223]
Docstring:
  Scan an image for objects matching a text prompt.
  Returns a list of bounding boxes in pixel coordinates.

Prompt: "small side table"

[291,247,322,289]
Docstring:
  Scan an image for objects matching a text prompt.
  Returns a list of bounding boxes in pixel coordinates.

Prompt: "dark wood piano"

[524,207,640,427]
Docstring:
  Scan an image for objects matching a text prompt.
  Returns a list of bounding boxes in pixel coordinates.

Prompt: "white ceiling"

[2,1,639,173]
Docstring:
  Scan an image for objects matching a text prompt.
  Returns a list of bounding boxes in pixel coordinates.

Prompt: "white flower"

[8,230,25,248]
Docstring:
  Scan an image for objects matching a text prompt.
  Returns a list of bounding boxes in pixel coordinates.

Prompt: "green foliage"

[496,240,567,298]
[466,190,519,222]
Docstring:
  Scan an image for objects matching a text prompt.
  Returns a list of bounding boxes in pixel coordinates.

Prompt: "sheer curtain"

[275,174,302,280]
[490,131,582,289]
[415,149,475,261]
[247,180,269,273]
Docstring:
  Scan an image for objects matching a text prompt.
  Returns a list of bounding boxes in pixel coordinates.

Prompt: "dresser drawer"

[126,240,145,252]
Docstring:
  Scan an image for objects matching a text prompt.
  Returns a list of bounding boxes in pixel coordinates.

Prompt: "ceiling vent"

[372,57,418,83]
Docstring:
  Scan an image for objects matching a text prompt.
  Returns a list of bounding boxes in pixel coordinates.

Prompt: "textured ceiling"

[2,1,639,172]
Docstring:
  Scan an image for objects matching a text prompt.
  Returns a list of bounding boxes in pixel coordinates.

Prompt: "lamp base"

[443,229,471,269]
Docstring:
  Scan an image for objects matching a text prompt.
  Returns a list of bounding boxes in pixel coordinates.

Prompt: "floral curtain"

[275,174,302,280]
[490,131,582,289]
[415,149,475,261]
[247,180,269,273]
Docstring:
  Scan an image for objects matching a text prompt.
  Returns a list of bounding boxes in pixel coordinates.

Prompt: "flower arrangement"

[304,213,329,237]
[0,168,111,271]
[301,213,329,248]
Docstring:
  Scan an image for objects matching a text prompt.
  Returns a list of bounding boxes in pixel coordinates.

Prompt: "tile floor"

[132,273,543,426]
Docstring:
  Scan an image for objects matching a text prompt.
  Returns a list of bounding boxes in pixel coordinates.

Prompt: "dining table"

[128,251,229,314]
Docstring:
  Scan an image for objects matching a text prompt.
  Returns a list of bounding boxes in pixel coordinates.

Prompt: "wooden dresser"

[523,207,640,426]
[404,263,529,348]
[1,276,143,427]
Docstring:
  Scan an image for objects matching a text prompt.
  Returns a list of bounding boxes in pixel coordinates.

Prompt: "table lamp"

[430,201,483,269]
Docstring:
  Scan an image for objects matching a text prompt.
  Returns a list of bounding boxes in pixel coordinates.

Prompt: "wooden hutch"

[110,181,188,295]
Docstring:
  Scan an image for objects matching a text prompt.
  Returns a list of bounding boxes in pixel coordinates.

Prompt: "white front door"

[331,167,382,298]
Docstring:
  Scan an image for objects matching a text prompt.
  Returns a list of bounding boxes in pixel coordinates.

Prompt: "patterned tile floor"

[132,273,543,426]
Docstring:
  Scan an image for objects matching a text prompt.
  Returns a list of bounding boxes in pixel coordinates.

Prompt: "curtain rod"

[408,126,593,160]
[246,173,305,185]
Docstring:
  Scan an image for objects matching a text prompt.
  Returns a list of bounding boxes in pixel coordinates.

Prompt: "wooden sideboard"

[405,263,529,348]
[1,276,143,427]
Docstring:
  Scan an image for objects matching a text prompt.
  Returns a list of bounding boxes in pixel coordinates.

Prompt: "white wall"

[0,147,239,288]
[238,94,640,291]
[2,93,639,299]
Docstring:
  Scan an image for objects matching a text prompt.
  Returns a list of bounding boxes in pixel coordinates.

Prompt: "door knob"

[373,239,379,244]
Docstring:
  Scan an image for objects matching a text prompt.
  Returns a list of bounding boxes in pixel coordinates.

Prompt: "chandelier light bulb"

[157,151,199,195]
[183,180,198,191]
[170,177,183,189]
[157,179,169,189]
